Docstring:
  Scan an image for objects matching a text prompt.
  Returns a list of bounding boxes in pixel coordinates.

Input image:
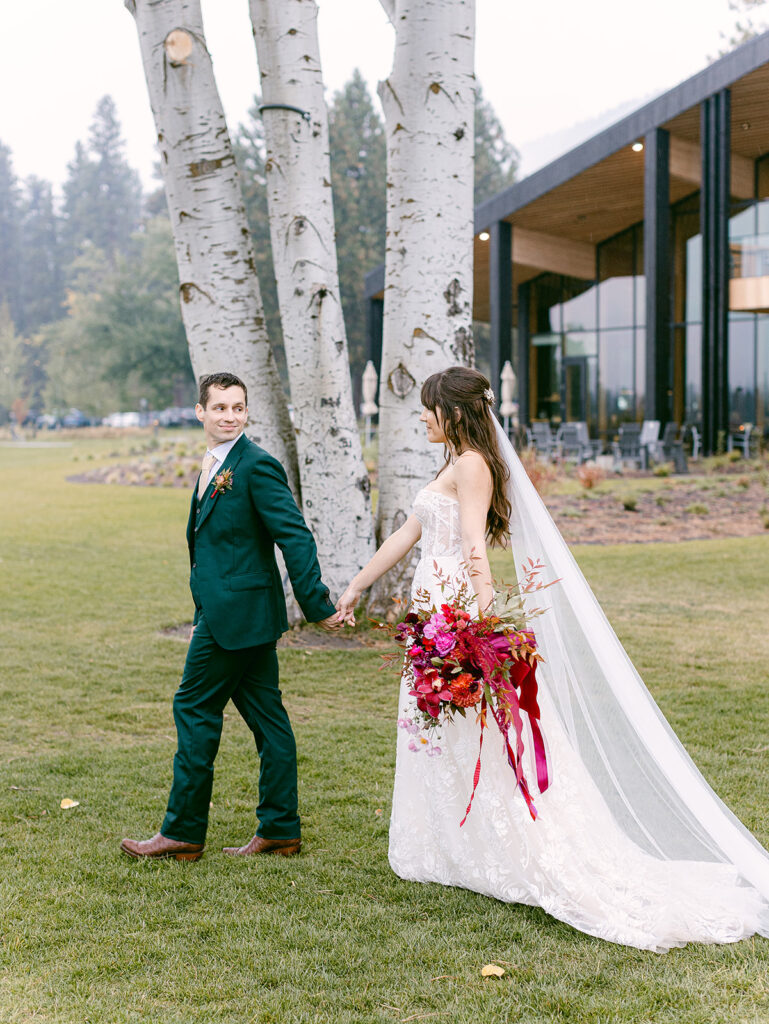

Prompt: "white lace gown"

[388,488,769,952]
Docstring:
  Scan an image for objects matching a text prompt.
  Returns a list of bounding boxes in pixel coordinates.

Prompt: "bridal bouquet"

[382,559,555,824]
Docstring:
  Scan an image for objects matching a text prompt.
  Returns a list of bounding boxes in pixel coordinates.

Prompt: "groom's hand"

[318,614,342,632]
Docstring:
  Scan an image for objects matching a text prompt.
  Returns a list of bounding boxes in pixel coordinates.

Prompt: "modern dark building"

[365,33,769,454]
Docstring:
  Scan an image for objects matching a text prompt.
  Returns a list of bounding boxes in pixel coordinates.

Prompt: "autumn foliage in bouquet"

[381,558,556,823]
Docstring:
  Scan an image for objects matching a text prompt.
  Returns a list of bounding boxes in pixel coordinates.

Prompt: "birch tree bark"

[125,0,296,484]
[248,0,375,597]
[372,0,476,608]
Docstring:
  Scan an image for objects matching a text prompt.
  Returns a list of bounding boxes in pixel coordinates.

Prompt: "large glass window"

[527,225,647,437]
[598,330,635,432]
[685,235,702,323]
[598,230,635,329]
[728,318,756,428]
[758,318,769,434]
[673,194,702,429]
[685,324,702,427]
[562,279,597,331]
[532,335,562,423]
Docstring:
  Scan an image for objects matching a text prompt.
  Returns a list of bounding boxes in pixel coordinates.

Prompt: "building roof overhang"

[365,30,769,321]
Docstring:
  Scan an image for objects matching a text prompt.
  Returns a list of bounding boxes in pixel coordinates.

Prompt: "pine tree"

[62,97,142,266]
[19,176,64,334]
[328,69,387,381]
[717,0,768,53]
[233,99,284,373]
[41,218,192,414]
[474,84,519,204]
[0,303,24,421]
[0,143,22,328]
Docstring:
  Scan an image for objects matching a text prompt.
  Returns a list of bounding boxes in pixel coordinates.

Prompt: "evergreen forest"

[0,78,518,425]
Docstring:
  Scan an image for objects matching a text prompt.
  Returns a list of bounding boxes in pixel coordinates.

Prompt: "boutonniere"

[211,468,234,497]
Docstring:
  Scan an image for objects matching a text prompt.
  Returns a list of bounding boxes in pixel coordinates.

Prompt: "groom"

[121,371,340,862]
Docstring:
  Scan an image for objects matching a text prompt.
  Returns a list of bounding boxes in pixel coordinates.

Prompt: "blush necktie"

[198,451,217,499]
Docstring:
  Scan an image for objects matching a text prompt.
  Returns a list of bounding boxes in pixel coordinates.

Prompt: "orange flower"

[449,672,483,708]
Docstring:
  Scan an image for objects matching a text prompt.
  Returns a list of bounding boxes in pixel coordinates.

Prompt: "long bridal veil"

[494,419,769,909]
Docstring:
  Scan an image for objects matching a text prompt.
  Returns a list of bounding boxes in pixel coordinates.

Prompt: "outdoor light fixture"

[632,142,644,152]
[479,231,490,241]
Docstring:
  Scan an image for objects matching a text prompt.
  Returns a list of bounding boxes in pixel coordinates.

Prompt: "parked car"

[61,408,92,428]
[35,413,60,430]
[102,411,141,428]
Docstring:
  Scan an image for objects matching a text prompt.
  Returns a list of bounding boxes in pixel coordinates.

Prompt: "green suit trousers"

[161,613,299,845]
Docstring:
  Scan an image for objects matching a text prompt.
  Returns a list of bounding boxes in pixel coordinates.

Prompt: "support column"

[644,128,672,424]
[489,220,513,399]
[516,281,530,426]
[365,296,384,379]
[701,90,731,454]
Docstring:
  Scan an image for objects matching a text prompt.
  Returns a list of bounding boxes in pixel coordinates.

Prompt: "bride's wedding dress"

[389,480,769,952]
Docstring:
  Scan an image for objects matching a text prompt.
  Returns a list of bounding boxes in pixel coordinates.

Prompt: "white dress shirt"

[201,434,242,491]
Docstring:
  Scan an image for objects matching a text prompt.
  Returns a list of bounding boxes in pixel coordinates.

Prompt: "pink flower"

[422,613,448,639]
[432,631,456,657]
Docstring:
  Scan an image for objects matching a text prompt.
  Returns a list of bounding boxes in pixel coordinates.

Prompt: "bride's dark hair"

[421,366,511,546]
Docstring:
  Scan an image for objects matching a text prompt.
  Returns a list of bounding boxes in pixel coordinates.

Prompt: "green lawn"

[1,436,769,1024]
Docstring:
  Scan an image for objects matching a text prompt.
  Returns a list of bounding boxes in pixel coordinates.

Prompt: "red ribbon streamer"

[459,695,487,827]
[460,656,550,826]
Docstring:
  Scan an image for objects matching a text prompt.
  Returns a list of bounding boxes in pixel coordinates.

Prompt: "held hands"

[335,584,362,627]
[318,613,342,633]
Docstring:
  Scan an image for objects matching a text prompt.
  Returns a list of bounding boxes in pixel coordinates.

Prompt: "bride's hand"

[335,584,361,626]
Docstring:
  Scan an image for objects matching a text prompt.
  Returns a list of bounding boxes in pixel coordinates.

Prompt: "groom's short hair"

[198,372,248,409]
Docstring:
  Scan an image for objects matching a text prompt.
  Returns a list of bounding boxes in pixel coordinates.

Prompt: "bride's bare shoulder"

[454,450,491,486]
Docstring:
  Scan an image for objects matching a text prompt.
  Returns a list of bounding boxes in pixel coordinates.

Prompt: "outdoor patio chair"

[527,421,556,460]
[639,420,660,468]
[728,423,758,458]
[575,421,603,458]
[555,422,593,463]
[683,424,701,460]
[611,423,643,470]
[659,422,687,473]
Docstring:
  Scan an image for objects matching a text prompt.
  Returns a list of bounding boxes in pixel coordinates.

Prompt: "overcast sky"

[0,0,743,193]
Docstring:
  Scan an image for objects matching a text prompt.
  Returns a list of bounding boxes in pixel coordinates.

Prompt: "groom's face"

[196,385,248,448]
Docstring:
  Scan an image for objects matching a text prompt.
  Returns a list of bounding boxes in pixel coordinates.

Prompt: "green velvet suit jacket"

[187,434,336,650]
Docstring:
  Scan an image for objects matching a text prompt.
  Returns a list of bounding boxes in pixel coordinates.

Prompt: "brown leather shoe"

[222,835,301,857]
[120,831,204,862]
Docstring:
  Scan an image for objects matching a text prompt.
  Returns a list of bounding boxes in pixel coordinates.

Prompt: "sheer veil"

[493,418,769,903]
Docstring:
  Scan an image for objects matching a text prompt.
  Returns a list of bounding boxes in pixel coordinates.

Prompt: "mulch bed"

[70,446,769,547]
[546,479,769,545]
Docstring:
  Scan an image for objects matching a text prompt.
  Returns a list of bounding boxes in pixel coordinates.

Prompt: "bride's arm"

[335,514,422,624]
[455,452,494,616]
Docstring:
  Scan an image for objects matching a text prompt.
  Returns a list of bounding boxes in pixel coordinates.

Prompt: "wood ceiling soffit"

[512,227,596,280]
[669,135,754,199]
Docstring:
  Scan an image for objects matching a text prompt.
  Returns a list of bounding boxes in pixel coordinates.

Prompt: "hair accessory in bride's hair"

[484,387,495,405]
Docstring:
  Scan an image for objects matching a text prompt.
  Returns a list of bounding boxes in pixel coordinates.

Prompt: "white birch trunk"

[125,0,296,485]
[248,0,375,597]
[372,0,476,609]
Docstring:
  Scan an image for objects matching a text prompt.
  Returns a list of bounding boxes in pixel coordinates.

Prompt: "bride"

[336,365,769,952]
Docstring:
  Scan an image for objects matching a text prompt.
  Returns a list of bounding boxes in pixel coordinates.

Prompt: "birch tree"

[373,0,476,606]
[248,0,375,596]
[125,0,296,483]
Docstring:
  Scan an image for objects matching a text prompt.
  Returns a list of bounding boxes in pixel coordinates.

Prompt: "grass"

[1,436,769,1023]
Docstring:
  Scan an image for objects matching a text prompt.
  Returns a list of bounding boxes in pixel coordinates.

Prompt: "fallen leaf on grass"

[374,808,383,817]
[60,798,80,810]
[481,964,505,978]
